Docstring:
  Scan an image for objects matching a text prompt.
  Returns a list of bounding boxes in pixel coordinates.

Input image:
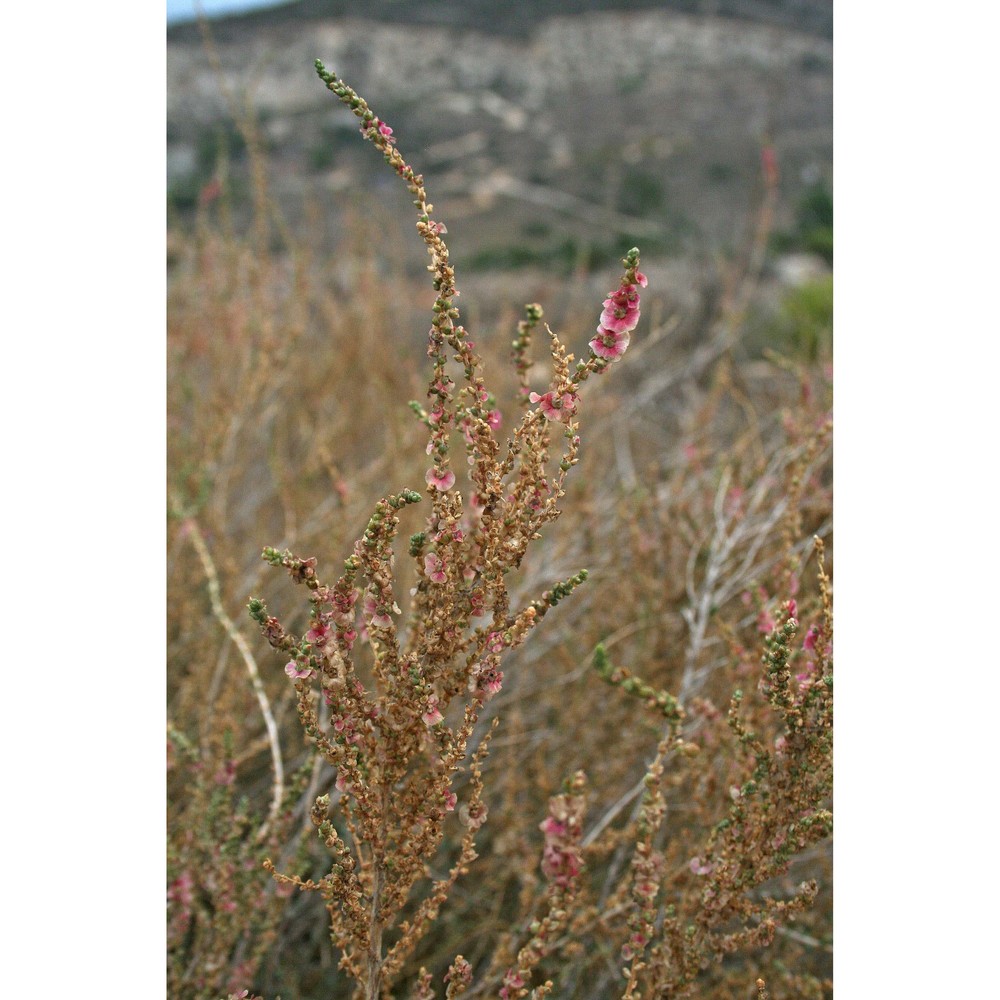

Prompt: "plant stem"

[366,786,389,1000]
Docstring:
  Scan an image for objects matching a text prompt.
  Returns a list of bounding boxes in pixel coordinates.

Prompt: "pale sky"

[167,0,290,24]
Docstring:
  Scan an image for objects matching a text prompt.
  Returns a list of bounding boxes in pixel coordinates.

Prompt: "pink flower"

[422,696,444,727]
[332,714,362,745]
[475,663,503,699]
[443,790,457,812]
[425,466,456,491]
[468,589,486,616]
[539,798,584,887]
[540,816,567,838]
[600,285,641,332]
[689,857,714,876]
[589,325,630,360]
[335,771,352,793]
[424,551,447,583]
[600,303,639,334]
[306,622,330,645]
[487,408,502,429]
[363,593,394,629]
[500,970,525,1000]
[803,625,819,652]
[285,661,313,680]
[529,390,578,422]
[214,760,236,786]
[167,871,194,907]
[796,661,816,691]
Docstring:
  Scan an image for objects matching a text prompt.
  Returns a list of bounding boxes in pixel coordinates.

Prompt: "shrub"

[168,60,832,1000]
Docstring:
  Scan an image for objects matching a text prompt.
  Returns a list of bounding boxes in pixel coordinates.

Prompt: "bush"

[168,60,833,1000]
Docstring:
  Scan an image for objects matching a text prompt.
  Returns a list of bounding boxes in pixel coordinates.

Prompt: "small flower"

[600,302,640,334]
[689,857,714,876]
[500,970,525,1000]
[540,816,567,838]
[474,665,502,698]
[422,696,444,727]
[425,466,456,491]
[167,871,194,907]
[803,624,820,652]
[443,790,457,812]
[363,592,395,629]
[589,325,630,361]
[600,285,641,332]
[214,760,236,786]
[285,661,313,680]
[529,389,578,422]
[423,551,447,583]
[487,408,502,429]
[306,622,330,645]
[796,661,817,691]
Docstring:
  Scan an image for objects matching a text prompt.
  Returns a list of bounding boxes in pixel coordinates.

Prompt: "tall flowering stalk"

[245,63,645,999]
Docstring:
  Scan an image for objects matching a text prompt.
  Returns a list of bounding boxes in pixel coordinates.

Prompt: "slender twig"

[174,496,285,837]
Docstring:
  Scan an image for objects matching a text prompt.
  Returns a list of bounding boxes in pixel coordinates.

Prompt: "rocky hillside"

[167,1,831,273]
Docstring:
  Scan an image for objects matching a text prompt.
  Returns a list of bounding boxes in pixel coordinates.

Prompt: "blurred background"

[167,0,831,328]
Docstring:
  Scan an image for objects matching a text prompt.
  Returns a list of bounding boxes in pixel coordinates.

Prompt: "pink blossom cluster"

[539,793,585,887]
[499,970,526,1000]
[331,713,363,745]
[361,118,395,145]
[590,270,647,363]
[444,956,472,989]
[167,870,195,936]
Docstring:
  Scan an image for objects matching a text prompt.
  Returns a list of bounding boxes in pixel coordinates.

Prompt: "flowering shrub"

[168,60,832,1000]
